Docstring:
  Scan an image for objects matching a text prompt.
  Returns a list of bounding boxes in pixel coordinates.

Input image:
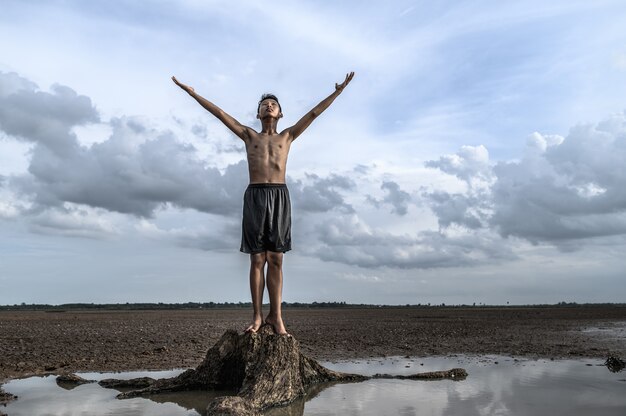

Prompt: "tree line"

[0,301,624,311]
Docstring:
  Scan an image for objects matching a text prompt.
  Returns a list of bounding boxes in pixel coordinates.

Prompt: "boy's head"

[257,93,282,120]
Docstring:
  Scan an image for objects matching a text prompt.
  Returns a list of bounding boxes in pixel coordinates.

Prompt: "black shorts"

[240,183,292,254]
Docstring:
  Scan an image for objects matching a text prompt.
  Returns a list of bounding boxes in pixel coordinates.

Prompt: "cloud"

[422,144,493,230]
[491,116,626,242]
[190,121,244,154]
[136,218,239,252]
[425,144,492,184]
[15,119,249,218]
[314,214,514,269]
[352,164,372,175]
[28,205,119,239]
[0,180,30,220]
[0,72,370,247]
[0,72,254,220]
[366,180,411,215]
[425,191,486,230]
[309,110,626,269]
[289,173,355,213]
[336,272,383,283]
[4,70,626,271]
[0,71,39,96]
[1,72,365,225]
[0,72,98,156]
[425,112,626,245]
[0,196,21,219]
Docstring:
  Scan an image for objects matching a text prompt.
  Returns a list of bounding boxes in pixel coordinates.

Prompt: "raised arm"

[286,72,354,141]
[171,76,252,141]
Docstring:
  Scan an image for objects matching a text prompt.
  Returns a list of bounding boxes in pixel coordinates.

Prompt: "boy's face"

[257,99,282,120]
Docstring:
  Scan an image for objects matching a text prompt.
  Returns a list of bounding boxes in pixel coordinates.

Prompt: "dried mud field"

[1,306,625,383]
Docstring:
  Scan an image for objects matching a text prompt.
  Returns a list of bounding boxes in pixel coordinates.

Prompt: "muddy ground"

[1,306,625,383]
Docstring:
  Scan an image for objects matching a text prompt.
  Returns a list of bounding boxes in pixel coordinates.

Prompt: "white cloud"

[336,272,383,283]
[289,173,355,214]
[425,144,492,185]
[313,214,515,269]
[0,72,253,219]
[366,180,412,216]
[3,70,626,270]
[29,204,119,239]
[425,112,626,245]
[0,199,20,219]
[136,217,239,251]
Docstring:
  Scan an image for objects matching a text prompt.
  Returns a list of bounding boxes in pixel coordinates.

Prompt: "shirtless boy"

[171,72,354,335]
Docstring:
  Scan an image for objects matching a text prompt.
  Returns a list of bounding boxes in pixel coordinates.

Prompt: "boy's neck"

[260,117,279,135]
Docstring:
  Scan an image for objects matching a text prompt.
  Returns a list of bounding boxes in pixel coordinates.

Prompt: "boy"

[172,72,354,335]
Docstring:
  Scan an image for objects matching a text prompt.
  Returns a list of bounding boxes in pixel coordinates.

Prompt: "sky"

[1,0,626,305]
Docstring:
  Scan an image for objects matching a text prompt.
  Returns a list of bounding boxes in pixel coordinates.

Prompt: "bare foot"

[264,315,290,336]
[244,315,263,333]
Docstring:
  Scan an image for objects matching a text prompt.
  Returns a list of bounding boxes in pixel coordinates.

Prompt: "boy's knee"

[266,251,283,268]
[250,253,266,269]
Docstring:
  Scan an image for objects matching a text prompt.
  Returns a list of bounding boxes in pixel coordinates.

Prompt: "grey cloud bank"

[366,180,412,216]
[424,112,626,246]
[0,71,361,221]
[0,72,249,220]
[1,69,626,303]
[289,173,355,214]
[314,215,515,269]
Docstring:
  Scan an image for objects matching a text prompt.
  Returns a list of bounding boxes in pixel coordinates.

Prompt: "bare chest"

[246,135,291,162]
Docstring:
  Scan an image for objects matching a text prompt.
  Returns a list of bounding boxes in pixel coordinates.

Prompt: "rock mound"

[103,324,466,414]
[114,325,364,412]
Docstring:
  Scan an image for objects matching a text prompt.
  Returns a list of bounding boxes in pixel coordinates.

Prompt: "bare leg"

[265,250,288,335]
[245,252,266,333]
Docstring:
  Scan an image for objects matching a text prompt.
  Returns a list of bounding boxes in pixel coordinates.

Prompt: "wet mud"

[1,306,625,383]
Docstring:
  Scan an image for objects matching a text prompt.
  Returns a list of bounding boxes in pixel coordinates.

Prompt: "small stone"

[0,386,19,406]
[605,355,625,373]
[56,374,95,386]
[99,377,155,389]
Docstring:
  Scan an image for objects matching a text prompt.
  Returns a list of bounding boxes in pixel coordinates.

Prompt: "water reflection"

[148,389,236,414]
[2,356,624,416]
[306,356,626,416]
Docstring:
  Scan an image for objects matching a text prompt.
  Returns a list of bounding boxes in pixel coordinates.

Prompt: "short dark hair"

[257,93,281,113]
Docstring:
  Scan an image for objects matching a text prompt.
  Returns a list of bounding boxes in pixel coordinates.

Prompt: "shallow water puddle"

[581,321,626,342]
[305,356,626,416]
[2,356,624,415]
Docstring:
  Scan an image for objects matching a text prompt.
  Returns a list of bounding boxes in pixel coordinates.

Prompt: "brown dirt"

[1,306,625,383]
